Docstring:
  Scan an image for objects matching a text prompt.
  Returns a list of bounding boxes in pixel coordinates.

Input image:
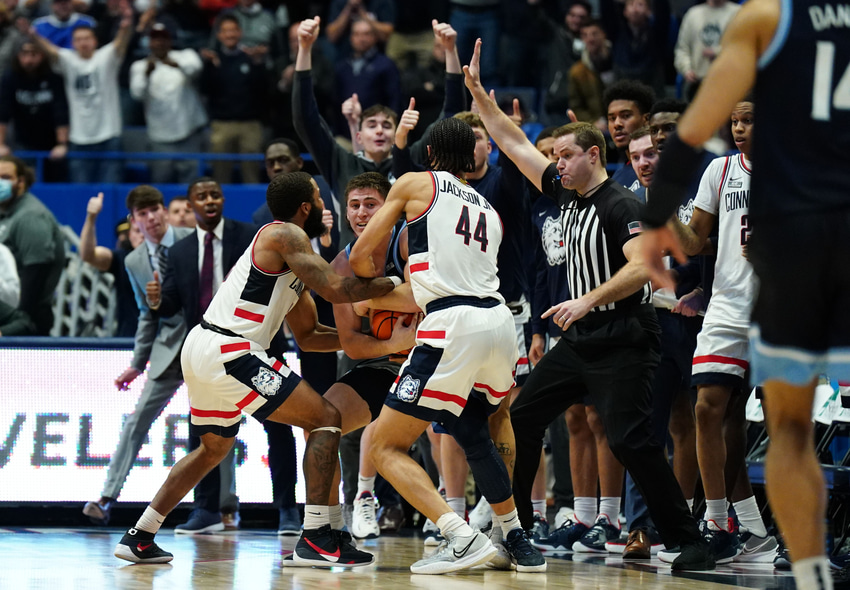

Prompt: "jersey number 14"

[812,41,850,122]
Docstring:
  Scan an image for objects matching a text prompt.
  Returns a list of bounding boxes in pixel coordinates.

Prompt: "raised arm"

[112,5,135,59]
[463,39,550,192]
[29,26,59,63]
[79,192,114,271]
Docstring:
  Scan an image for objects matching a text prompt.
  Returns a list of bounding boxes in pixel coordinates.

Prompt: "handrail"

[15,150,313,183]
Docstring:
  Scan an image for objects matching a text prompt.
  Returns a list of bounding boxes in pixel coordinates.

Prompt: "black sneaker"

[505,528,547,572]
[774,535,791,570]
[293,524,374,567]
[671,542,716,571]
[114,528,173,564]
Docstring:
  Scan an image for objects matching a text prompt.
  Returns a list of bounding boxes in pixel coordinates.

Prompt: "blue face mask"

[0,179,13,203]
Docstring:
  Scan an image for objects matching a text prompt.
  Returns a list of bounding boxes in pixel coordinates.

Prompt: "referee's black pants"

[510,304,702,549]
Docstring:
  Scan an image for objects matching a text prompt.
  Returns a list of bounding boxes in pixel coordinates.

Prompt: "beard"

[304,204,327,239]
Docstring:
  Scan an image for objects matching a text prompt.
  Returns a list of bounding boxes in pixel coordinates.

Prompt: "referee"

[463,40,713,571]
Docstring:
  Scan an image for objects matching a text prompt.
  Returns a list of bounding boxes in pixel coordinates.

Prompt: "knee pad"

[464,438,513,505]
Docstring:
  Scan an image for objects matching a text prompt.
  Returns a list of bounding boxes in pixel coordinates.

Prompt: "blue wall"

[34,183,269,245]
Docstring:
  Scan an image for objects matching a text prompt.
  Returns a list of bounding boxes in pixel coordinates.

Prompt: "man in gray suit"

[83,185,193,524]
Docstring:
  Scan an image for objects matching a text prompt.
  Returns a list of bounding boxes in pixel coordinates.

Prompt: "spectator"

[268,21,334,145]
[32,0,95,49]
[166,195,195,227]
[450,0,500,87]
[399,31,450,144]
[157,0,210,50]
[385,0,445,68]
[0,155,65,335]
[221,0,280,54]
[130,22,207,185]
[0,38,69,182]
[673,0,739,101]
[601,0,669,96]
[542,0,591,122]
[0,241,20,308]
[603,79,655,188]
[78,191,142,337]
[325,0,395,60]
[334,18,401,138]
[567,19,614,130]
[0,3,24,73]
[32,11,134,183]
[200,13,266,184]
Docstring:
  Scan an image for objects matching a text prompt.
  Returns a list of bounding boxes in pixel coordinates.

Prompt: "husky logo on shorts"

[395,375,421,403]
[252,367,282,397]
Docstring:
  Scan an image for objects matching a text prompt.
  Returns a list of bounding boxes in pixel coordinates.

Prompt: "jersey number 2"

[455,205,489,252]
[812,41,850,122]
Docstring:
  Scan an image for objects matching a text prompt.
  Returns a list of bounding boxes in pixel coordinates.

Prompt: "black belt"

[425,296,500,315]
[200,319,245,339]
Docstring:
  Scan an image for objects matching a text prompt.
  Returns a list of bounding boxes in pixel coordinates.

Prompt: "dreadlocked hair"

[427,117,476,176]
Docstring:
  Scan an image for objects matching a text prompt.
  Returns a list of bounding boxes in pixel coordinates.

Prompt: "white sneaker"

[351,492,380,539]
[484,525,514,571]
[735,530,778,563]
[468,496,492,531]
[410,530,497,574]
[554,506,575,529]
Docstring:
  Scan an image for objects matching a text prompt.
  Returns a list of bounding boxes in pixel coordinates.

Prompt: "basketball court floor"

[0,526,798,590]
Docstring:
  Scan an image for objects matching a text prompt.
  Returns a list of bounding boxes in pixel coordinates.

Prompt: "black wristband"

[642,133,705,228]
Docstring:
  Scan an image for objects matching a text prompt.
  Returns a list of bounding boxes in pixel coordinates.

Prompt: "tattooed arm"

[286,290,341,352]
[254,222,395,303]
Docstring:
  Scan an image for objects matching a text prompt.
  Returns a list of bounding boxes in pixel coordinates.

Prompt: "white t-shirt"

[129,49,208,143]
[693,153,756,328]
[56,43,122,145]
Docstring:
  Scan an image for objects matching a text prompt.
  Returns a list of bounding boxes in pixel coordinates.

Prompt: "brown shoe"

[622,529,651,560]
[221,511,240,531]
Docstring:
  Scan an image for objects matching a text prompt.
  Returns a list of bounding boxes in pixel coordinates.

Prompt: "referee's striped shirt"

[542,165,651,312]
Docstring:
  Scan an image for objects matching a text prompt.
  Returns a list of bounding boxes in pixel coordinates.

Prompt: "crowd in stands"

[3,0,808,575]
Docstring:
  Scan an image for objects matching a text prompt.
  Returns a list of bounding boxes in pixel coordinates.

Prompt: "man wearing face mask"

[0,155,64,335]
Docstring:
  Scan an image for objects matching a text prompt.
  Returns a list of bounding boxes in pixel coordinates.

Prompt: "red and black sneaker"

[114,528,174,564]
[293,525,374,567]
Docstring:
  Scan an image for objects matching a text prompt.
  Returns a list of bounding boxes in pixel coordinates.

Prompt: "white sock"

[792,556,833,590]
[733,496,768,537]
[357,474,376,498]
[704,498,728,530]
[686,498,694,513]
[135,506,166,534]
[532,500,546,517]
[598,497,621,528]
[303,505,330,531]
[573,497,597,527]
[329,504,345,530]
[495,508,522,535]
[446,497,466,519]
[436,511,473,539]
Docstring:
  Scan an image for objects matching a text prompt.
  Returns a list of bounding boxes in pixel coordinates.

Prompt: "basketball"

[370,309,403,340]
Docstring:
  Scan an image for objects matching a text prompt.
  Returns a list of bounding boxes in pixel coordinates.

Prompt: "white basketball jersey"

[203,222,304,349]
[406,171,504,310]
[693,154,756,328]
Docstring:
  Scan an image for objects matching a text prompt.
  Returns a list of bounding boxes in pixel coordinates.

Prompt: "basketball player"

[324,172,416,541]
[654,101,775,565]
[349,117,547,574]
[113,171,395,567]
[640,1,850,587]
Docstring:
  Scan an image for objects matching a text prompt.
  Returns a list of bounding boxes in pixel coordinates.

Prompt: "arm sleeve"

[408,72,466,163]
[530,237,550,336]
[391,144,424,178]
[293,70,342,185]
[127,266,155,372]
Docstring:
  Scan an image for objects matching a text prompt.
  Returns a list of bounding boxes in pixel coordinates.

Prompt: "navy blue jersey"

[530,195,570,336]
[467,152,534,304]
[751,0,850,219]
[345,219,407,280]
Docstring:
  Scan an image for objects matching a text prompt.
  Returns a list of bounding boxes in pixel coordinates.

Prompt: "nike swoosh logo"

[452,537,477,559]
[305,538,340,562]
[538,211,547,217]
[137,543,152,551]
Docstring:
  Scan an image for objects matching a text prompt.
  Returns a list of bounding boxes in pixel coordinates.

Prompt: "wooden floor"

[0,527,797,590]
